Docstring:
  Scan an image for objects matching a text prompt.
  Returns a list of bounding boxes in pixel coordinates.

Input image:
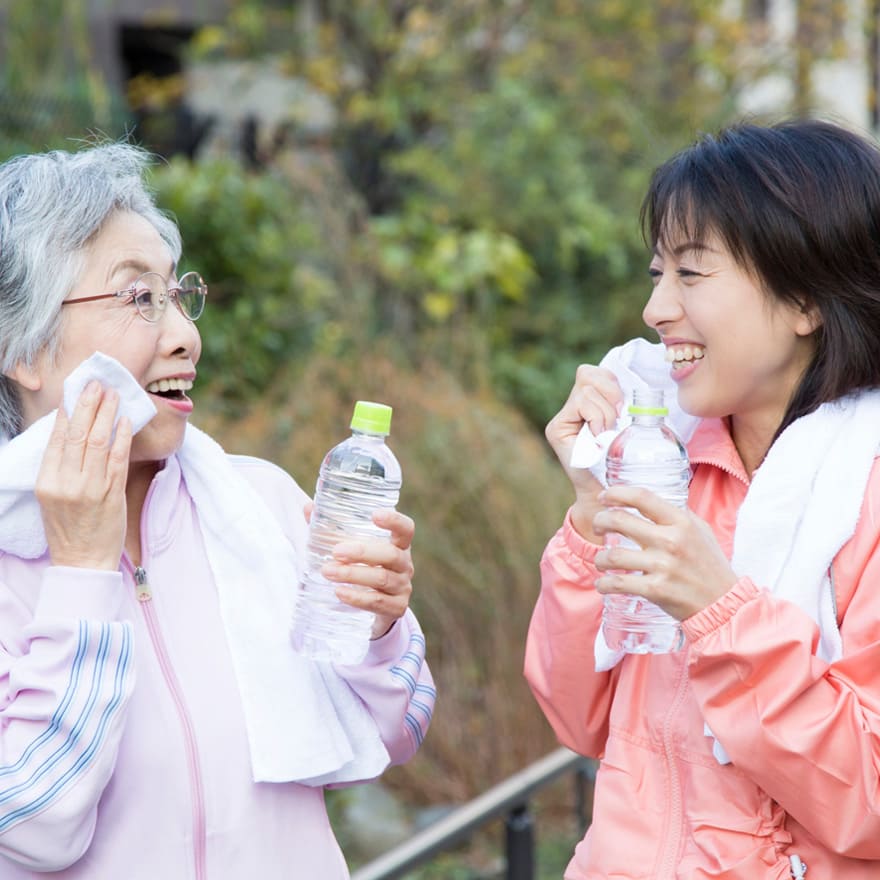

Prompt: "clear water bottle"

[291,400,402,664]
[602,388,690,654]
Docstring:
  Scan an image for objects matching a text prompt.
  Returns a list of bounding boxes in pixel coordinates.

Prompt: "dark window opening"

[119,23,210,158]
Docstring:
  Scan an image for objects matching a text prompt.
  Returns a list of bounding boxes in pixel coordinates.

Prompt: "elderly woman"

[0,143,434,878]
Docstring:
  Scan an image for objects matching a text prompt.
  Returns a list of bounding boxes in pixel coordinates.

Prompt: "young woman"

[525,119,880,878]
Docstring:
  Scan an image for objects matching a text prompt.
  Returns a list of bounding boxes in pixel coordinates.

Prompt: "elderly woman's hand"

[320,509,416,640]
[35,382,132,570]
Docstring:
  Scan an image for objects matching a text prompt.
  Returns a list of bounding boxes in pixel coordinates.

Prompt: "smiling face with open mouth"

[642,229,819,440]
[21,210,203,469]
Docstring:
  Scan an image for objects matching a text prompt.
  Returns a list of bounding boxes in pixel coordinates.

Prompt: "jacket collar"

[140,454,186,554]
[687,418,751,486]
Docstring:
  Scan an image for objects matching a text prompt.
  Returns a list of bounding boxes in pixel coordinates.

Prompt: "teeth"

[146,377,193,393]
[664,346,705,365]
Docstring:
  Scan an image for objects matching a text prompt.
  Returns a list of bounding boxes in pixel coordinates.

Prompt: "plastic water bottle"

[602,388,690,654]
[291,401,402,664]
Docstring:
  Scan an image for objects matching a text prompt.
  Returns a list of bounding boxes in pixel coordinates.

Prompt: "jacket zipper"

[657,655,689,878]
[689,455,749,488]
[130,563,208,880]
[789,854,807,878]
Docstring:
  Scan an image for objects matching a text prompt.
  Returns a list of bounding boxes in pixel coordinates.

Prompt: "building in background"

[0,0,232,157]
[737,0,880,130]
[85,0,229,94]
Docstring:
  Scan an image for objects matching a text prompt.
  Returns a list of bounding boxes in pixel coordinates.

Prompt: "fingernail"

[322,563,342,579]
[84,380,101,399]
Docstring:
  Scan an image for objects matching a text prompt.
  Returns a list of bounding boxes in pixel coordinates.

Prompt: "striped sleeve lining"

[390,632,435,748]
[0,620,133,832]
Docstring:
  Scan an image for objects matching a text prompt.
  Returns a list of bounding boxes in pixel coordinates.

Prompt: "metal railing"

[351,747,596,880]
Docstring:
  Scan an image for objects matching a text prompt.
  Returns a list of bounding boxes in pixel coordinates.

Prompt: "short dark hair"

[641,118,880,436]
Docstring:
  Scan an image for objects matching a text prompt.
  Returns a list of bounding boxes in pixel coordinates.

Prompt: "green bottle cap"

[628,404,669,416]
[351,400,393,435]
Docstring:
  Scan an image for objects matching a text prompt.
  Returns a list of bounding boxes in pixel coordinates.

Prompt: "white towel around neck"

[580,339,880,764]
[0,352,389,784]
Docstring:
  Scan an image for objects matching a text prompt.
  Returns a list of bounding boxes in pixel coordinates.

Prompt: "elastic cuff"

[681,577,761,643]
[368,618,406,658]
[562,508,603,563]
[35,566,126,622]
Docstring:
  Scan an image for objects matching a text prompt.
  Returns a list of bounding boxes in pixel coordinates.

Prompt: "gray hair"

[0,142,182,438]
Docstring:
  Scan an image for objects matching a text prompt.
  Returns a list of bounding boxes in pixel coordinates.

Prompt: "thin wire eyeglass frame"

[61,271,207,323]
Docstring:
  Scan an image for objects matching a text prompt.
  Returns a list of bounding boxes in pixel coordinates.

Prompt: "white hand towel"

[0,352,156,559]
[62,351,159,437]
[586,340,880,766]
[0,352,389,784]
[569,337,699,474]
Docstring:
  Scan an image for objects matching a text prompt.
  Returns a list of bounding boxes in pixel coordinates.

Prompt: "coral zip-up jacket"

[0,453,435,879]
[525,417,880,879]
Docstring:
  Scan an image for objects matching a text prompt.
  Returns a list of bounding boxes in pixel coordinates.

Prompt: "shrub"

[150,156,347,411]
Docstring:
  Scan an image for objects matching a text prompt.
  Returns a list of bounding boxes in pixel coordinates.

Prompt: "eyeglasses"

[62,271,207,323]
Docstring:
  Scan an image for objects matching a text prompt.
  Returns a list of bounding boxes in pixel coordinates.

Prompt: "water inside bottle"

[603,594,684,653]
[291,441,402,664]
[603,412,689,655]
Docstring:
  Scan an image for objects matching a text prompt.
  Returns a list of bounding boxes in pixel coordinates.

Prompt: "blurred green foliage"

[169,0,786,425]
[1,0,851,425]
[0,0,129,158]
[151,158,330,406]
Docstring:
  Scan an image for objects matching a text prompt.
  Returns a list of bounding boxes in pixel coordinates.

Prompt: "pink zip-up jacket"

[0,453,435,879]
[525,417,880,879]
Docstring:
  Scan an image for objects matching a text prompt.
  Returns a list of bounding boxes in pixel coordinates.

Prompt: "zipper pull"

[133,566,152,602]
[790,855,807,879]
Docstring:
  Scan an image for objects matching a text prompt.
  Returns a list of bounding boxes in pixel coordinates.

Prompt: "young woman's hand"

[591,485,738,620]
[35,381,132,570]
[320,509,416,640]
[545,364,624,541]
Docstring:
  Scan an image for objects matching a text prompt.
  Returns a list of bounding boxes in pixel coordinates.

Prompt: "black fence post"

[505,803,534,880]
[350,749,586,880]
